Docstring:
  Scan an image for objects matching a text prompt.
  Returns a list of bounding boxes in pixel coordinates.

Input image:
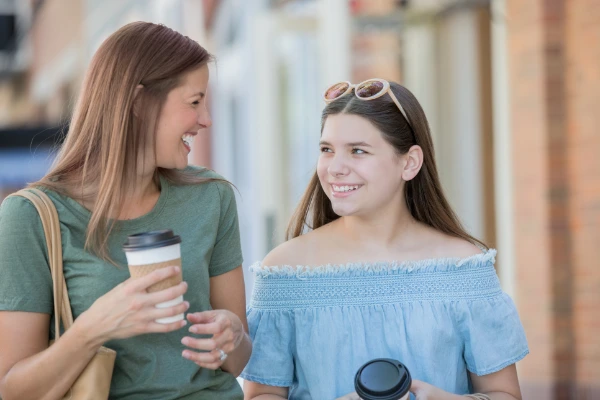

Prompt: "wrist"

[70,311,107,351]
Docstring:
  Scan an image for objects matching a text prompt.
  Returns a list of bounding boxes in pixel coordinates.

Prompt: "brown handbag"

[12,188,116,400]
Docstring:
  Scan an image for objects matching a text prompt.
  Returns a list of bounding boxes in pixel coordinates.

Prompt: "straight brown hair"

[287,82,487,250]
[31,22,219,263]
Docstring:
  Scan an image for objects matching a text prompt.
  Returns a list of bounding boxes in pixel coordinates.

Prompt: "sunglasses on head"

[323,78,412,129]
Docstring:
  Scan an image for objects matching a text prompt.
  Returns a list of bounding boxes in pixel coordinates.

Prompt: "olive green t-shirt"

[0,166,244,400]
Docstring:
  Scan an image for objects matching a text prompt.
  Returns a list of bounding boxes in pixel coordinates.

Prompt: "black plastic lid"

[354,358,412,400]
[122,230,181,251]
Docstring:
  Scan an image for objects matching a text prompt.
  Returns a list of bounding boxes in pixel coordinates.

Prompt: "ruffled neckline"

[249,249,496,278]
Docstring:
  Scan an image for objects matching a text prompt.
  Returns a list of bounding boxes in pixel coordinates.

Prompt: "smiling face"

[317,113,408,218]
[153,65,211,170]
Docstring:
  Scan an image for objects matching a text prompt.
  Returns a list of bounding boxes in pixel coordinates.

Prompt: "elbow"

[0,366,21,400]
[0,373,39,400]
[0,374,11,400]
[0,382,20,400]
[0,380,15,400]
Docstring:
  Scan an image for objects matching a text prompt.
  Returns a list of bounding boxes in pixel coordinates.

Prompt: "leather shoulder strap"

[8,188,74,339]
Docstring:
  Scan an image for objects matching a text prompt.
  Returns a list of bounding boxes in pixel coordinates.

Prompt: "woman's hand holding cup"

[77,266,190,345]
[180,310,245,369]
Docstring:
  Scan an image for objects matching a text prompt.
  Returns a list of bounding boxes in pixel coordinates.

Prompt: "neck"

[130,169,159,200]
[117,169,160,220]
[337,199,419,249]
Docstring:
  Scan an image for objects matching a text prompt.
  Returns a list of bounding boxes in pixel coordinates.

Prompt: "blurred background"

[0,0,598,398]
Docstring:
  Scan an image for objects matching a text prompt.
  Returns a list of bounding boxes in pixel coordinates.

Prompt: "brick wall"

[508,0,600,398]
[565,0,600,396]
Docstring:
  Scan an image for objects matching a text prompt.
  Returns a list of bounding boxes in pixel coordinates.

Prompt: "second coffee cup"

[123,230,184,324]
[354,358,412,400]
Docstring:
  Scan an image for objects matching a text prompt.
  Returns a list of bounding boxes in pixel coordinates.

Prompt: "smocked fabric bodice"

[249,250,502,309]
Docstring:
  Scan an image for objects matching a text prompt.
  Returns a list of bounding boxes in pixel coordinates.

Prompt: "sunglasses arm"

[387,90,411,127]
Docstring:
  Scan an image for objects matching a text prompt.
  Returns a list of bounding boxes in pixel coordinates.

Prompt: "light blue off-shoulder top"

[240,249,529,399]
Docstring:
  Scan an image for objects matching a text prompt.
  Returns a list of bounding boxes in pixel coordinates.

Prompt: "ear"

[401,145,423,181]
[133,84,144,117]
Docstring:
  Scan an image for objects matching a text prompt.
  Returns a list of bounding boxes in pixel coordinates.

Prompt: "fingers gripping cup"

[123,230,183,324]
[355,358,412,400]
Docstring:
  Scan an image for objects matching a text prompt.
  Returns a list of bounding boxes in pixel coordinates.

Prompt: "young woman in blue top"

[241,79,528,400]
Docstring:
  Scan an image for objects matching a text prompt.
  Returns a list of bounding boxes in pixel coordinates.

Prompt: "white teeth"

[332,185,360,193]
[182,134,195,147]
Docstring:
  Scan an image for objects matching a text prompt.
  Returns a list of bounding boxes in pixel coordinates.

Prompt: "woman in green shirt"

[0,22,251,399]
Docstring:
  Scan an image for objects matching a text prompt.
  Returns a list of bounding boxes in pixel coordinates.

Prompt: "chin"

[157,160,188,170]
[331,205,358,217]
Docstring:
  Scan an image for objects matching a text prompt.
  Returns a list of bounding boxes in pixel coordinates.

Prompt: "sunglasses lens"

[356,80,384,98]
[325,82,350,100]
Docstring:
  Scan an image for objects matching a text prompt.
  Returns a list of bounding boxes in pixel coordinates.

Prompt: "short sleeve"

[240,308,295,387]
[0,195,53,313]
[456,293,529,376]
[208,182,243,276]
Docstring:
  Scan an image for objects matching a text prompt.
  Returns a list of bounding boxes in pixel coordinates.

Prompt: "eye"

[320,147,332,153]
[352,148,367,154]
[191,100,200,106]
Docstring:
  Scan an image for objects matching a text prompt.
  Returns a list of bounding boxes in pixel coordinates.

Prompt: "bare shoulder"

[419,225,485,259]
[261,225,332,267]
[441,236,485,259]
[436,234,483,258]
[261,238,303,267]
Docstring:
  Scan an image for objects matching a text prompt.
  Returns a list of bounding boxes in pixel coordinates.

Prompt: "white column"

[252,11,280,240]
[491,0,516,298]
[403,21,440,150]
[317,0,351,86]
[437,9,485,241]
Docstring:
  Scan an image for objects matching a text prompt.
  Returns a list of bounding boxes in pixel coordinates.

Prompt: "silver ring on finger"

[218,348,227,361]
[217,348,228,361]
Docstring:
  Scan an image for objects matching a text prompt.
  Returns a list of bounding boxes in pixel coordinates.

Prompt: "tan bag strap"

[9,188,74,340]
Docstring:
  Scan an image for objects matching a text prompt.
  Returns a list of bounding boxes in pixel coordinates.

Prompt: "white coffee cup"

[123,230,184,324]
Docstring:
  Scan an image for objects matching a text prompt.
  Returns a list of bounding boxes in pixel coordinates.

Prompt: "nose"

[327,153,350,177]
[197,106,212,129]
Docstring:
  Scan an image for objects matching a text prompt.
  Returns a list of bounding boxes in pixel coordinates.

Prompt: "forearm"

[0,319,101,400]
[221,331,252,376]
[251,395,287,400]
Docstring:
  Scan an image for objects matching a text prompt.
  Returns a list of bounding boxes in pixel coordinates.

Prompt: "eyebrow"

[319,140,372,147]
[190,92,205,98]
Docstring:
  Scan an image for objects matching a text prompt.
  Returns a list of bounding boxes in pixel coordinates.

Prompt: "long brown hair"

[287,82,487,249]
[32,22,218,262]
